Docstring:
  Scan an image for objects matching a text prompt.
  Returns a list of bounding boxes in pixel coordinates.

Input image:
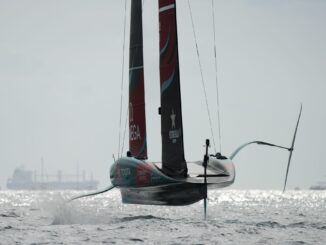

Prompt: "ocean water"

[0,190,325,244]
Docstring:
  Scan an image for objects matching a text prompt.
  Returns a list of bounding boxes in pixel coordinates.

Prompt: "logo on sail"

[169,108,180,143]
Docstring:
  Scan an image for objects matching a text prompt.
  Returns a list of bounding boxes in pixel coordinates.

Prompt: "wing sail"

[159,0,187,177]
[129,0,147,159]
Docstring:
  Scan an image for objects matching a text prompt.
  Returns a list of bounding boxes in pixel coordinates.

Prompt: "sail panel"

[129,0,147,159]
[159,0,187,177]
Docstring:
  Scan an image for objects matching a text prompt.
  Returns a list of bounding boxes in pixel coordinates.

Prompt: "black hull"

[120,182,206,206]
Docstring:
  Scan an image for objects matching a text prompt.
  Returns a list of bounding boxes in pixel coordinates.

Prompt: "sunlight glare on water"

[0,190,325,244]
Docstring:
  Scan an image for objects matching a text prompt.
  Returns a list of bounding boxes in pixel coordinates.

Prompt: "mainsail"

[129,0,147,159]
[159,0,187,177]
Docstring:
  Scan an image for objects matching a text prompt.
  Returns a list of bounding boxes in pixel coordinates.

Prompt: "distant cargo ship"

[310,176,326,190]
[310,181,326,190]
[7,167,98,190]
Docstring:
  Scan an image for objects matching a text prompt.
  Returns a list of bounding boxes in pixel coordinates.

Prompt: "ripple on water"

[129,238,144,242]
[0,211,19,218]
[0,225,13,231]
[120,215,166,222]
[256,221,285,229]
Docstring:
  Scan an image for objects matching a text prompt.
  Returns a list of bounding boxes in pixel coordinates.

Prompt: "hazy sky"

[1,0,325,190]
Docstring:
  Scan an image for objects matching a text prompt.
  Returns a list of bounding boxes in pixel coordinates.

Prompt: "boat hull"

[120,183,206,206]
[110,156,235,206]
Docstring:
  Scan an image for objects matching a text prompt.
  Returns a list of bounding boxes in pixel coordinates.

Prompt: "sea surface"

[0,190,325,244]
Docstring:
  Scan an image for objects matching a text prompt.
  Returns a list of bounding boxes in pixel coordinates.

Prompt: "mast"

[159,0,187,177]
[129,0,147,159]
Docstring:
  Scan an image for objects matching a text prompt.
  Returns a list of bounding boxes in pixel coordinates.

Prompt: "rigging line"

[187,0,217,153]
[118,0,128,158]
[211,0,222,153]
